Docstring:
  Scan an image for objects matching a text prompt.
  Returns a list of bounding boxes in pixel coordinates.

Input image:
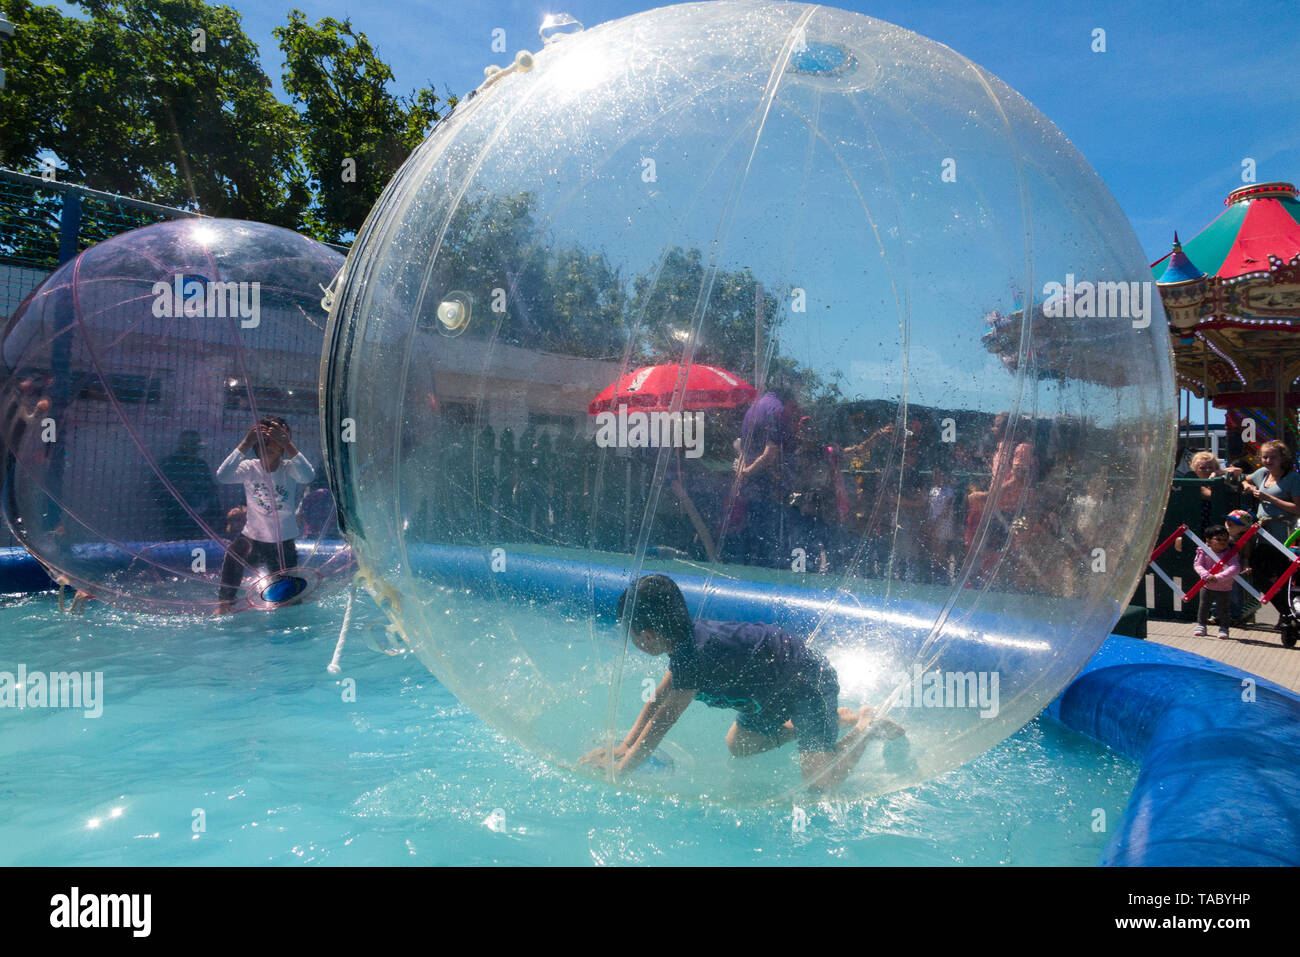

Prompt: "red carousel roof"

[1153,182,1300,284]
[1156,182,1300,423]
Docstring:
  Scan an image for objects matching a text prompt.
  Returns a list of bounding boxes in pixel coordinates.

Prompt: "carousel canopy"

[1156,182,1300,423]
[1160,232,1206,283]
[1153,183,1300,285]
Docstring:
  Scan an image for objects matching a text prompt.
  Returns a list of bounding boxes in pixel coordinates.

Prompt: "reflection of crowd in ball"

[395,388,1300,633]
[401,387,1135,596]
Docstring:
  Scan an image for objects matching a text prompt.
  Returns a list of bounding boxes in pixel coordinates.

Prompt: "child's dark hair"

[1205,523,1229,541]
[617,574,692,645]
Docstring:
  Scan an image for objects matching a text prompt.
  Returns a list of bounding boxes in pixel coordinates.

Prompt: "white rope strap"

[327,576,358,674]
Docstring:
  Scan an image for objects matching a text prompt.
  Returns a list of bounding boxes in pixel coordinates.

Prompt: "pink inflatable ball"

[0,218,351,615]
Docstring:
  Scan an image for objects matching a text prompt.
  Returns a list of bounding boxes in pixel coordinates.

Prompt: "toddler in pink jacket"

[1194,524,1241,639]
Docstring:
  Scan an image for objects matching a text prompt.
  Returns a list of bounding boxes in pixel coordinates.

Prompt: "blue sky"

[226,0,1300,265]
[43,0,1298,262]
[41,0,1297,423]
[216,0,1298,425]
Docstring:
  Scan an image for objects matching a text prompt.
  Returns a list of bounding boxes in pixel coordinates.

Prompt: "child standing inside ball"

[213,417,314,614]
[1193,524,1240,640]
[580,574,905,793]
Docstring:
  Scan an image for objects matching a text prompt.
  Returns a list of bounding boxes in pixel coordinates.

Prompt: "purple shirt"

[668,619,829,715]
[740,392,787,463]
[739,392,789,494]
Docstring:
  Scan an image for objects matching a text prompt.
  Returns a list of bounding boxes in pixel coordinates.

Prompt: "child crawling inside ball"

[213,416,314,614]
[580,574,906,793]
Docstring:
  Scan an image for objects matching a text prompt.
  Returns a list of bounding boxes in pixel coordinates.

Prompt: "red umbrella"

[588,363,757,414]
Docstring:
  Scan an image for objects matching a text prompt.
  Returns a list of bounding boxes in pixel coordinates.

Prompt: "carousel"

[1138,182,1300,634]
[1153,181,1300,460]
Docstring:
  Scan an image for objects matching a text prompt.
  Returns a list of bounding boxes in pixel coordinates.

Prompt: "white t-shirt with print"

[216,448,314,542]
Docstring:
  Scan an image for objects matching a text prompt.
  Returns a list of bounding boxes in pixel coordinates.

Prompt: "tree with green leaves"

[418,190,630,358]
[0,0,453,244]
[274,10,452,242]
[1,0,309,227]
[419,191,831,406]
[630,246,789,380]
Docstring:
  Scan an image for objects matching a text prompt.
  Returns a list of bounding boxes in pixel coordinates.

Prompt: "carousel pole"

[1203,352,1210,453]
[1181,387,1188,459]
[1276,371,1285,450]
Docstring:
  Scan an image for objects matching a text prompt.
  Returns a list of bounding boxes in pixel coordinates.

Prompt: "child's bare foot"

[837,707,858,729]
[212,602,233,616]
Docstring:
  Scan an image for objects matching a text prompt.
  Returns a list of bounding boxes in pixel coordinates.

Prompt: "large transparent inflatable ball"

[324,1,1175,801]
[1,219,351,615]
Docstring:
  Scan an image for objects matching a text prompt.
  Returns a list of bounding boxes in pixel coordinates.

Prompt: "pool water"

[0,592,1137,866]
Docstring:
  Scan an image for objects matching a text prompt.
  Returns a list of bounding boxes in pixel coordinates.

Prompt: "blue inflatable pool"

[3,543,1295,865]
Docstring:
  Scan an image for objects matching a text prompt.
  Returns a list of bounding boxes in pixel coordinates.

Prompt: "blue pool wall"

[1047,638,1300,866]
[3,543,1298,866]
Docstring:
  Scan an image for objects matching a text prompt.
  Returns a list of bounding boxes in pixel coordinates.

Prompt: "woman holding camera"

[1189,450,1230,535]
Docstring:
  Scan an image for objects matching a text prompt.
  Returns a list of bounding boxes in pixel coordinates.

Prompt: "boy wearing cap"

[1225,509,1256,626]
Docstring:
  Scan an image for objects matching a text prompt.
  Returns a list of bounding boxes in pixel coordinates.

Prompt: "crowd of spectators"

[407,394,1109,594]
[1179,440,1300,638]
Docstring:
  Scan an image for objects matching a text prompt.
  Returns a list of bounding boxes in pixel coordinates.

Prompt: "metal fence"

[0,167,203,323]
[0,170,353,552]
[0,169,203,545]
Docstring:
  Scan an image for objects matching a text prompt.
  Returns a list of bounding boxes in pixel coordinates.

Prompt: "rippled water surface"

[0,593,1137,865]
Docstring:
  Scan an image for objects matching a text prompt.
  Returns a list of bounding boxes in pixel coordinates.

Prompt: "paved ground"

[1145,599,1300,692]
